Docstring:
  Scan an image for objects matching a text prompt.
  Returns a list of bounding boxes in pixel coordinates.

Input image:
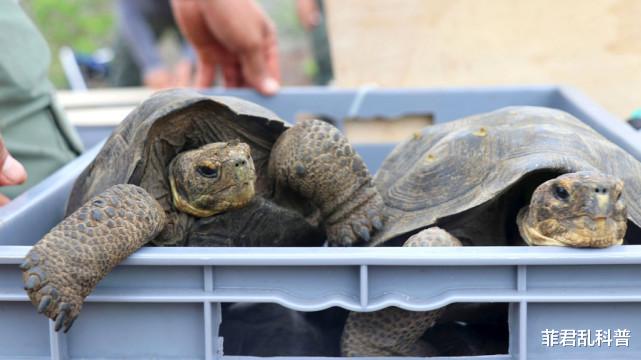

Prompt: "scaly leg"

[269,119,383,246]
[341,228,462,356]
[20,184,166,332]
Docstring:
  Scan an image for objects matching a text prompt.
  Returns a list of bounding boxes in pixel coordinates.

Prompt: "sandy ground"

[326,0,641,119]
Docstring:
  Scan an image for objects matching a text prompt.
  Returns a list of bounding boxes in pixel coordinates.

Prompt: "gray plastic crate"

[1,86,641,360]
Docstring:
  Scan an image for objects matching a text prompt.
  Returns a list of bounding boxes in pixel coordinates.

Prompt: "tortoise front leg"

[20,184,166,332]
[341,228,462,356]
[269,119,383,246]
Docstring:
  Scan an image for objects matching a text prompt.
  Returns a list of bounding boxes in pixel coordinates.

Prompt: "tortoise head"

[168,140,256,217]
[517,171,627,248]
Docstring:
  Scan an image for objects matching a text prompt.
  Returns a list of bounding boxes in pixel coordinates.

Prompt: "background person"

[1,0,283,206]
[110,0,195,89]
[0,1,83,205]
[296,0,333,85]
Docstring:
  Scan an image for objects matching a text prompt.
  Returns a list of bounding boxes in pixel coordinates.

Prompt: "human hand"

[296,0,320,31]
[171,0,280,95]
[0,134,27,206]
[143,67,174,90]
[174,58,194,88]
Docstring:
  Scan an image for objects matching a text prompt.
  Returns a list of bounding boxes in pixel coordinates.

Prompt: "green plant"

[21,0,115,88]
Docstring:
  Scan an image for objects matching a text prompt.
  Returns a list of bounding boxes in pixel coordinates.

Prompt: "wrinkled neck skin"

[516,206,625,248]
[517,207,554,246]
[168,172,257,218]
[169,174,220,217]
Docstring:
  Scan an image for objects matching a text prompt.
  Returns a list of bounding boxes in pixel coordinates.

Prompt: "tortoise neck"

[169,173,221,218]
[516,206,534,245]
[517,206,565,246]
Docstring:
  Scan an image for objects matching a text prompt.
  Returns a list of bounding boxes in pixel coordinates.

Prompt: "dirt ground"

[326,0,641,119]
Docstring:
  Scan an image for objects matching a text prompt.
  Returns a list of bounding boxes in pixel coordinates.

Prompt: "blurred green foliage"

[22,0,115,89]
[19,0,316,88]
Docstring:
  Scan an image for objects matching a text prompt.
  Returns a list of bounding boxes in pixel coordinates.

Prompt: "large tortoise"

[20,89,383,332]
[342,106,641,357]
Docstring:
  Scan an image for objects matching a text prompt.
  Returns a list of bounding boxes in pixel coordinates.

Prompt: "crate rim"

[3,245,641,266]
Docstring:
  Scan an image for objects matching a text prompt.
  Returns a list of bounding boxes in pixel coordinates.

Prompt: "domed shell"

[374,106,641,243]
[67,89,289,214]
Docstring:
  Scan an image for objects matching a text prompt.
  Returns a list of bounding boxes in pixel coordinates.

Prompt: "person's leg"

[108,34,143,87]
[310,0,334,85]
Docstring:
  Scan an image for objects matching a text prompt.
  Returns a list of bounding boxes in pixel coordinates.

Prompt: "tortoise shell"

[67,89,289,214]
[374,106,641,244]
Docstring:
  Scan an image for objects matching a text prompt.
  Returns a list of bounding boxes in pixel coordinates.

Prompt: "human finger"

[194,53,218,88]
[0,193,10,207]
[174,59,194,88]
[239,27,280,96]
[0,154,27,187]
[171,0,219,88]
[222,60,242,88]
[264,20,281,83]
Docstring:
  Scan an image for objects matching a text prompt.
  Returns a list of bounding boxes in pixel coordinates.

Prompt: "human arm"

[170,0,280,95]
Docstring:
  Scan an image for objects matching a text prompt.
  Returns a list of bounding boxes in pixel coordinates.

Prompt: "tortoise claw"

[27,265,47,280]
[25,275,40,290]
[54,303,72,332]
[372,217,383,232]
[21,249,81,332]
[19,259,31,270]
[326,189,384,246]
[54,312,66,332]
[38,296,52,313]
[20,252,40,271]
[341,236,354,246]
[355,226,370,242]
[63,318,76,333]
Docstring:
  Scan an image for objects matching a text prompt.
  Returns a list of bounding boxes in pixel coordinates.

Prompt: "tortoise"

[19,89,384,332]
[341,106,641,357]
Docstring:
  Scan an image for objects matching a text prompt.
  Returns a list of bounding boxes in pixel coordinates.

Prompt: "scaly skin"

[21,125,385,331]
[20,184,166,332]
[269,119,384,245]
[341,172,627,357]
[341,228,461,357]
[519,172,627,248]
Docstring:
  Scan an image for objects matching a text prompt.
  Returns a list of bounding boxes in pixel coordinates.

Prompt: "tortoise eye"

[554,185,570,200]
[197,166,219,179]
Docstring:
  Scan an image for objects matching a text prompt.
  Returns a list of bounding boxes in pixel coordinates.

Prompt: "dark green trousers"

[0,2,83,199]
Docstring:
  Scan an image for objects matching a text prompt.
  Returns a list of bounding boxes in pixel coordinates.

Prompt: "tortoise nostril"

[594,186,608,194]
[235,159,247,167]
